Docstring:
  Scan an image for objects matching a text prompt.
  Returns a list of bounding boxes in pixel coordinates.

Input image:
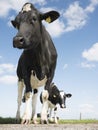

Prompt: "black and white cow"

[40,83,72,124]
[11,3,60,124]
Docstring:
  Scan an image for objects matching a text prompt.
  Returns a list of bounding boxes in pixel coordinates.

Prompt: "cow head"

[49,83,72,108]
[59,91,72,108]
[11,3,60,50]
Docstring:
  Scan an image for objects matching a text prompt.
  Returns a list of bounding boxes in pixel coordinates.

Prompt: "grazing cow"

[40,83,72,124]
[11,3,60,124]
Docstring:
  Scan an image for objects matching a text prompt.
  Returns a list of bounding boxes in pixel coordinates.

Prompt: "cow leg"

[16,80,24,123]
[54,107,58,124]
[21,92,32,124]
[21,73,32,124]
[41,65,56,124]
[49,108,54,122]
[41,90,49,124]
[32,89,38,124]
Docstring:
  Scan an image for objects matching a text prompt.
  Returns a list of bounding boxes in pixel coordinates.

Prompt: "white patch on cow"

[16,80,24,120]
[22,92,32,123]
[60,91,65,108]
[41,90,49,122]
[32,93,38,124]
[30,70,47,89]
[60,91,65,98]
[41,101,49,121]
[42,90,49,101]
[22,3,32,12]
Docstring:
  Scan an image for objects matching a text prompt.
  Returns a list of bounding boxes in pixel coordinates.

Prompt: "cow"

[11,3,60,124]
[40,83,72,124]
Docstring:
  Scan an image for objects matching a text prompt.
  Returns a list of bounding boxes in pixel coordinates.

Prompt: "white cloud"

[41,7,65,37]
[0,0,46,18]
[31,0,46,5]
[44,20,65,38]
[63,64,68,70]
[0,0,27,17]
[40,7,55,13]
[0,63,17,85]
[63,0,98,32]
[85,0,98,13]
[82,43,98,62]
[64,1,87,32]
[81,62,96,69]
[1,0,98,37]
[0,1,11,17]
[7,15,15,27]
[0,75,17,85]
[0,63,16,75]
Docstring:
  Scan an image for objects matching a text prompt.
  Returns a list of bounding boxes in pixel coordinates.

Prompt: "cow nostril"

[19,37,24,44]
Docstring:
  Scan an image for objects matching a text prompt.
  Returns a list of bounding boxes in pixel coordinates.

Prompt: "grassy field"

[58,119,98,124]
[0,117,98,124]
[0,117,16,124]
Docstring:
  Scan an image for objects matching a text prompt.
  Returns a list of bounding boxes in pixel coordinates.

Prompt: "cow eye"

[32,15,37,22]
[30,17,37,24]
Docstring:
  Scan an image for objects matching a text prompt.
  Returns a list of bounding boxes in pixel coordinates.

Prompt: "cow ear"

[66,93,72,98]
[41,11,60,23]
[11,20,17,28]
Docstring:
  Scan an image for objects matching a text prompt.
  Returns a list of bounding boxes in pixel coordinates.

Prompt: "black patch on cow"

[54,107,57,111]
[33,89,38,94]
[48,84,60,105]
[40,92,43,103]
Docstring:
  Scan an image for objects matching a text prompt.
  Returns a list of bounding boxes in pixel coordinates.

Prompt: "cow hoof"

[33,120,39,124]
[21,119,31,124]
[55,121,58,124]
[22,96,26,103]
[40,119,48,124]
[21,113,31,124]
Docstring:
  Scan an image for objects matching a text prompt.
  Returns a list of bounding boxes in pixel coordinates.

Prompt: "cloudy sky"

[0,0,98,119]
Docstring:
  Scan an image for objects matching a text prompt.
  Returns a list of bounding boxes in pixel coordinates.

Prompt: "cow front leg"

[16,80,24,123]
[21,92,32,124]
[41,90,49,124]
[31,89,38,124]
[54,107,58,124]
[48,108,54,123]
[21,74,32,124]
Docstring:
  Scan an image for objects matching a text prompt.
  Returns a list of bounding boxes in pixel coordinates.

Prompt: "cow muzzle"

[13,36,24,48]
[60,104,66,108]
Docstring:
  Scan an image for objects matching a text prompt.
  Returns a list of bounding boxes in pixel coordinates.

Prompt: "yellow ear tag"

[53,95,56,98]
[45,17,51,23]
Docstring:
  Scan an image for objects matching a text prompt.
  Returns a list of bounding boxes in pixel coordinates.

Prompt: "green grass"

[0,117,98,124]
[0,117,17,124]
[59,119,98,124]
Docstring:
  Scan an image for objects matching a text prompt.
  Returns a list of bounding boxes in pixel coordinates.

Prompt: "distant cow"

[11,3,60,124]
[40,83,72,124]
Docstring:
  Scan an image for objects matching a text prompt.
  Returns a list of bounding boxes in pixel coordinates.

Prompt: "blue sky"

[0,0,98,120]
